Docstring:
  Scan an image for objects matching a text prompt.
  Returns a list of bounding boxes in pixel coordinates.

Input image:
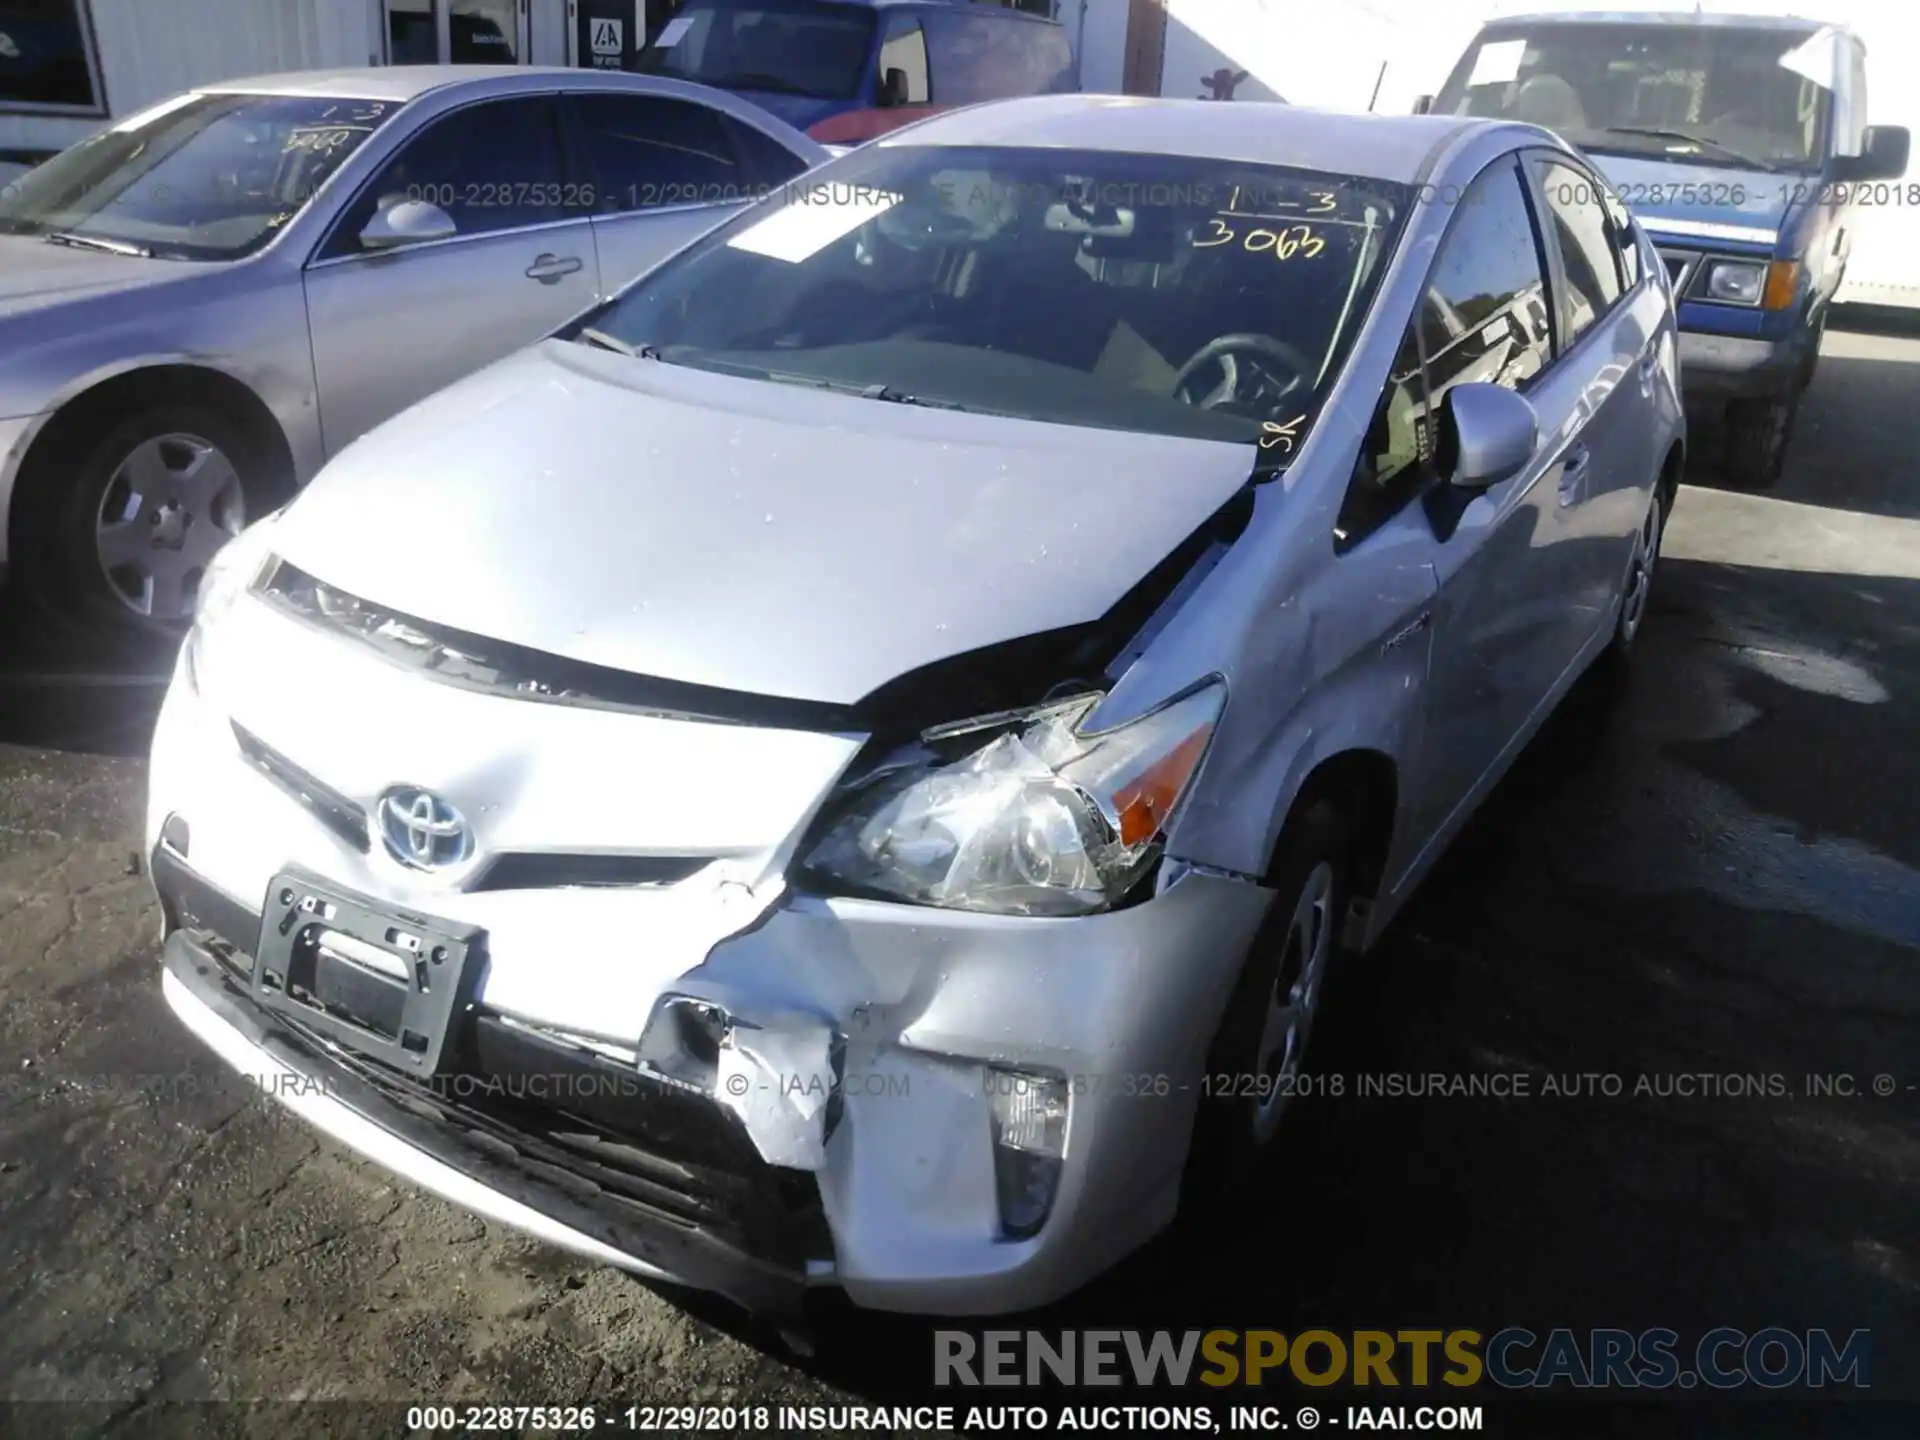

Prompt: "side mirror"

[1831,125,1910,183]
[1439,382,1537,490]
[1411,94,1434,116]
[878,66,909,108]
[359,198,457,251]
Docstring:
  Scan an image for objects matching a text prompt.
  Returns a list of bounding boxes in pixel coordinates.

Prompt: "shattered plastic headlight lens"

[802,681,1225,917]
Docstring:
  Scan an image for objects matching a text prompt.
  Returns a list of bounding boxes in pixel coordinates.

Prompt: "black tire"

[1183,800,1352,1206]
[15,400,288,638]
[1722,392,1798,491]
[1602,487,1665,663]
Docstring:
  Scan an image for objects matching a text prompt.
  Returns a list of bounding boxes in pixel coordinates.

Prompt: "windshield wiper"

[575,328,660,360]
[44,230,153,257]
[1593,127,1776,172]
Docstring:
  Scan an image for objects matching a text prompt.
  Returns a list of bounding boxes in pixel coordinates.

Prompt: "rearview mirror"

[1411,94,1434,115]
[1439,383,1537,490]
[1831,125,1910,183]
[359,198,457,251]
[878,66,909,108]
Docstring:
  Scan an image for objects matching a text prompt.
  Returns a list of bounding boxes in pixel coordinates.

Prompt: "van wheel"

[1184,800,1351,1202]
[21,402,283,636]
[1722,393,1797,491]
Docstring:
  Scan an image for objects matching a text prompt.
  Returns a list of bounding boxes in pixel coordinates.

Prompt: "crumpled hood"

[271,341,1259,707]
[1587,153,1792,246]
[0,234,188,318]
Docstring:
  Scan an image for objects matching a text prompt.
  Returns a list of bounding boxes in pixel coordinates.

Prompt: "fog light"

[636,996,730,1092]
[986,1067,1068,1240]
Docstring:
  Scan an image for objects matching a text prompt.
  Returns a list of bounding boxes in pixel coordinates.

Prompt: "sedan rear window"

[572,145,1410,459]
[0,92,401,260]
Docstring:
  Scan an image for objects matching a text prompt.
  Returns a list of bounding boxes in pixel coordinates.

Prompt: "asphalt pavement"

[0,323,1916,1437]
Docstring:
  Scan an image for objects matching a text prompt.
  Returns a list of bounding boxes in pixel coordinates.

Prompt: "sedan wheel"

[1250,858,1336,1145]
[94,432,247,621]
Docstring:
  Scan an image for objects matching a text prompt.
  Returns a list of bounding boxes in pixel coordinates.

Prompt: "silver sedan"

[0,66,825,633]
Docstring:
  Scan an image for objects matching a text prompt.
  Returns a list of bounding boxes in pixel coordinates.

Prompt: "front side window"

[1434,22,1834,172]
[1338,158,1551,549]
[0,0,102,113]
[636,0,878,102]
[0,92,400,259]
[1537,160,1624,344]
[877,17,930,105]
[570,145,1409,457]
[322,97,569,259]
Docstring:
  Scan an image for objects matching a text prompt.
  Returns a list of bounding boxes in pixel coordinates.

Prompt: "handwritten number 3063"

[1196,220,1326,259]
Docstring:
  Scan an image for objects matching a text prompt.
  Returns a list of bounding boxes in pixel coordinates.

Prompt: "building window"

[0,0,105,114]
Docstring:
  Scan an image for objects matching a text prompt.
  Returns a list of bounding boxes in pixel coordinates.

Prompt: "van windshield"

[1433,23,1835,172]
[636,0,878,101]
[569,145,1408,461]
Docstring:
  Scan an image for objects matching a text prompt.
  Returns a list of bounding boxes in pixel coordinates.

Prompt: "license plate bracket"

[252,867,486,1079]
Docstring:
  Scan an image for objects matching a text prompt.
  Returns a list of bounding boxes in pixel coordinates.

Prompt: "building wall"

[2,0,378,163]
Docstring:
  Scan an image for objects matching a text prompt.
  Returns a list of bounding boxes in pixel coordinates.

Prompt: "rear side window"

[1536,160,1624,343]
[570,93,745,212]
[878,17,931,103]
[722,115,809,190]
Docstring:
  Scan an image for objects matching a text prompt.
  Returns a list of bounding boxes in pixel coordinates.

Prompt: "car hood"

[0,234,189,317]
[269,341,1260,708]
[1585,153,1791,245]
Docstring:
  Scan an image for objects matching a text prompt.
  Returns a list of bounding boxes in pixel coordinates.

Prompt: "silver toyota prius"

[151,95,1684,1318]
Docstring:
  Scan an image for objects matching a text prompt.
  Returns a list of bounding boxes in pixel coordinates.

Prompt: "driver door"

[303,94,600,457]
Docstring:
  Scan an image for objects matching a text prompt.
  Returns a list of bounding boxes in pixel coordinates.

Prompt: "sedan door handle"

[526,253,583,284]
[1638,350,1659,394]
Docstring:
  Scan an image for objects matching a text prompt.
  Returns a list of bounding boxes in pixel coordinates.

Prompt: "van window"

[878,16,931,104]
[1433,22,1834,172]
[636,0,877,102]
[921,11,1069,104]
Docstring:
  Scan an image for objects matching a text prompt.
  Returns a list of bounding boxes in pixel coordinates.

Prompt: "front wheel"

[1184,801,1351,1202]
[1722,392,1798,491]
[22,402,284,636]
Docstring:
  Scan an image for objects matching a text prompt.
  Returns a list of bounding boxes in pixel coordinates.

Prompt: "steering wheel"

[1171,333,1317,412]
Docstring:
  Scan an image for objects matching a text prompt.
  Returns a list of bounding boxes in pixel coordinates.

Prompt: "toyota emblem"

[378,786,473,871]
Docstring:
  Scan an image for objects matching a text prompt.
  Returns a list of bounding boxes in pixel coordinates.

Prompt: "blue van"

[1423,11,1910,487]
[635,0,1077,146]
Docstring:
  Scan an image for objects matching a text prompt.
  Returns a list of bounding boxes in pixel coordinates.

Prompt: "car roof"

[196,65,638,102]
[881,95,1483,184]
[1485,11,1828,34]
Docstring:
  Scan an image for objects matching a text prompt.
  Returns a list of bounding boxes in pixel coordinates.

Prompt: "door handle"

[1638,350,1659,393]
[526,254,583,284]
[1558,445,1591,505]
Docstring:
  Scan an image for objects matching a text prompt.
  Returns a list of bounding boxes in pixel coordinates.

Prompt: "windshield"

[568,146,1407,460]
[0,93,401,260]
[1433,23,1834,172]
[635,0,877,101]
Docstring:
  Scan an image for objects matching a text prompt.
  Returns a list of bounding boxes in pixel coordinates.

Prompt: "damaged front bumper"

[149,600,1277,1314]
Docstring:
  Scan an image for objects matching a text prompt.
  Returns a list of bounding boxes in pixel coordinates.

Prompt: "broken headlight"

[802,681,1224,917]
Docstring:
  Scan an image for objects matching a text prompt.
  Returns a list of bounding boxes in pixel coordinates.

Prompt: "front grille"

[233,722,371,853]
[1658,247,1701,297]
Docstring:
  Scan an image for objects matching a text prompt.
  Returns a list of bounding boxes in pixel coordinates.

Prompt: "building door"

[385,0,533,63]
